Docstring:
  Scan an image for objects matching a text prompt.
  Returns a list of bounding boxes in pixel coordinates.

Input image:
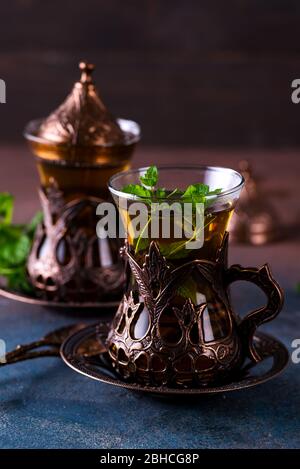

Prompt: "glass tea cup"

[109,165,244,265]
[106,166,283,387]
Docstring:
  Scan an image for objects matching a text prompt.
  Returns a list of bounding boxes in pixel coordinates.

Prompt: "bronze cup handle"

[225,264,284,362]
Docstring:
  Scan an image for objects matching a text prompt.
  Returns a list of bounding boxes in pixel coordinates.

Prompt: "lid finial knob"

[79,61,95,83]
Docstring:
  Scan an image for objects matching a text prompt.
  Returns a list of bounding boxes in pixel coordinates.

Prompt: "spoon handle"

[0,348,60,366]
[4,340,48,362]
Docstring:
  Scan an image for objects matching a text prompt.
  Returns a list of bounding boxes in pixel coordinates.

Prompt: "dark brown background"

[0,0,300,146]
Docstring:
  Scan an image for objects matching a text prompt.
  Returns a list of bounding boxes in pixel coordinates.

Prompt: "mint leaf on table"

[9,269,33,293]
[0,193,43,293]
[0,226,31,266]
[0,265,33,293]
[0,192,14,225]
[140,165,158,188]
[0,226,33,293]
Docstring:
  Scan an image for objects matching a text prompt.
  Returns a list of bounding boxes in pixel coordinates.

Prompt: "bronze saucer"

[60,323,289,396]
[0,283,119,310]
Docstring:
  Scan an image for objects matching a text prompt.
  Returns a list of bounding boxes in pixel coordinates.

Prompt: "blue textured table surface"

[0,147,299,449]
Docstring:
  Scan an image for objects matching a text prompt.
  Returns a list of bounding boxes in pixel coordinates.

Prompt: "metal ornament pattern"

[27,183,125,302]
[34,62,129,147]
[106,233,284,387]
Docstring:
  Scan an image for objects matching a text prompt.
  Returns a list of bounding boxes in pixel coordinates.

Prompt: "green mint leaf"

[0,193,41,293]
[140,165,158,188]
[155,187,166,198]
[207,188,222,196]
[0,226,31,267]
[6,267,34,294]
[182,184,222,205]
[0,192,14,225]
[182,183,210,198]
[182,184,209,205]
[122,184,151,198]
[205,188,222,208]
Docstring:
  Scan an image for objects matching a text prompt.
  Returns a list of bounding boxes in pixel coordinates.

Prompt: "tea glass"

[106,166,283,386]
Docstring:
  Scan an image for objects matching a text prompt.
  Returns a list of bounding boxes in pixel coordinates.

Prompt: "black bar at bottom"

[0,449,298,465]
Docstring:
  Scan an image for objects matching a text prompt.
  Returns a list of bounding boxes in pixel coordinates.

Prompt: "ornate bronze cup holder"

[0,187,122,311]
[25,184,125,304]
[60,322,289,396]
[105,233,284,388]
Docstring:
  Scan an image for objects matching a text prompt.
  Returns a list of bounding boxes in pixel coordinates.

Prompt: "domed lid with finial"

[24,61,140,148]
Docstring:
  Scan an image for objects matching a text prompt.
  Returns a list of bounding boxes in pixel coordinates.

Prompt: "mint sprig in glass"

[112,165,232,262]
[109,165,244,304]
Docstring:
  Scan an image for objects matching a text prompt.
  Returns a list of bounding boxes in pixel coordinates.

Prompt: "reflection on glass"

[202,304,231,343]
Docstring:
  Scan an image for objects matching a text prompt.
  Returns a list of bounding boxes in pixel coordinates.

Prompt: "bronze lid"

[25,61,139,147]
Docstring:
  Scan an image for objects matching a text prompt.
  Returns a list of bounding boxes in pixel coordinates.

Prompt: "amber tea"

[112,166,237,264]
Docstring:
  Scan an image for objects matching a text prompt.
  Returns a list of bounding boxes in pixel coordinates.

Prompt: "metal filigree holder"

[27,182,125,303]
[106,233,284,387]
